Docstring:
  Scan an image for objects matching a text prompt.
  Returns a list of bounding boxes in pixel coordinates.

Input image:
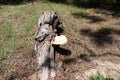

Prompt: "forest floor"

[0,1,120,80]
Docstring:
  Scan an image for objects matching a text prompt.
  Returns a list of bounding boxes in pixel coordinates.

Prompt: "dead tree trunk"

[34,11,60,80]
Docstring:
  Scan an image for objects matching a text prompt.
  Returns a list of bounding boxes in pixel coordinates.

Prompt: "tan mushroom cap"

[52,35,68,45]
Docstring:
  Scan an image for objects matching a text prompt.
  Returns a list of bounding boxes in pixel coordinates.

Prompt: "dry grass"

[0,1,120,80]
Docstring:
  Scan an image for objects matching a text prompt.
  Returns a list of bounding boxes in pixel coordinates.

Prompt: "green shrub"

[89,71,114,80]
[98,27,112,32]
[77,53,90,60]
[0,50,8,61]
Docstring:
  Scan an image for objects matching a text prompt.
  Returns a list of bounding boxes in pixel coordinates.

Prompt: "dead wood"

[34,11,60,80]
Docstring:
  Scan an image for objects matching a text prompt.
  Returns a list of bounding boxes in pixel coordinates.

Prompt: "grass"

[0,22,18,60]
[0,50,8,61]
[77,53,91,61]
[117,76,120,80]
[89,71,114,80]
[0,22,13,36]
[0,1,120,80]
[97,27,113,32]
[0,1,86,61]
[22,16,38,35]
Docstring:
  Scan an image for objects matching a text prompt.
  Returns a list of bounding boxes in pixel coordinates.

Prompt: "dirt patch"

[55,54,120,80]
[0,48,38,80]
[0,4,120,80]
[54,8,120,80]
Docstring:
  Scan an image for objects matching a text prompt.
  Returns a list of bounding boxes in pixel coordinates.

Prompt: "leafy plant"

[77,53,90,60]
[98,27,112,32]
[89,71,114,80]
[0,50,8,61]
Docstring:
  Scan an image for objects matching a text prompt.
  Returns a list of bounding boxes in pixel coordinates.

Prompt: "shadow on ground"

[80,27,120,46]
[0,0,34,5]
[63,27,120,64]
[72,12,106,23]
[54,45,71,56]
[62,48,120,64]
[49,0,120,17]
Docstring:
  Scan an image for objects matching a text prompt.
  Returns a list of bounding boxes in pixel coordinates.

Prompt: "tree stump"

[34,11,60,80]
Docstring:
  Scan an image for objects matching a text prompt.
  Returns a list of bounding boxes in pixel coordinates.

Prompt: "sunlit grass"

[0,1,86,60]
[0,22,13,36]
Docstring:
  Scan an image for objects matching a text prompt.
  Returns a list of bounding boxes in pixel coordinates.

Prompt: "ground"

[0,1,120,80]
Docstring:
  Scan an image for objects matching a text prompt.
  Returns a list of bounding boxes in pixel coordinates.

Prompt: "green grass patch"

[14,5,36,18]
[0,50,8,61]
[0,1,86,61]
[0,22,22,50]
[5,39,22,50]
[23,16,38,32]
[14,3,51,18]
[98,27,112,32]
[0,22,13,36]
[77,53,90,60]
[89,71,114,80]
[24,36,34,54]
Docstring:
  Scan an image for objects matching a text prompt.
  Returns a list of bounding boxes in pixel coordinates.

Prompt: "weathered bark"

[34,11,60,80]
[37,11,57,29]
